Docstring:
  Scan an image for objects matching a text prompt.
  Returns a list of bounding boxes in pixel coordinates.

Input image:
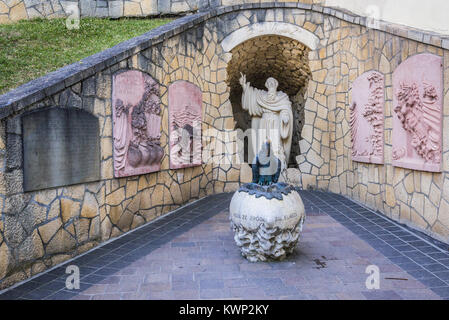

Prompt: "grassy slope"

[0,17,172,95]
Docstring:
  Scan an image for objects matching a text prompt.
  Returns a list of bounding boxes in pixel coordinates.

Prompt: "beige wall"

[325,0,449,34]
[1,1,449,291]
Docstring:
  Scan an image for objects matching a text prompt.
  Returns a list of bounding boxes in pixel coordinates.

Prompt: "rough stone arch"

[221,22,320,53]
[224,32,313,167]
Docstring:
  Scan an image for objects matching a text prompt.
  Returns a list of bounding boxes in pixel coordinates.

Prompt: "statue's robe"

[241,83,293,168]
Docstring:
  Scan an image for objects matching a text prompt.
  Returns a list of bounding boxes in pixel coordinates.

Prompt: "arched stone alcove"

[226,35,312,167]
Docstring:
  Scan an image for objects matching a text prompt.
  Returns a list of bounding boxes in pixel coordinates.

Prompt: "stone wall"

[1,1,449,290]
[0,11,232,289]
[328,23,449,242]
[0,0,199,23]
[0,0,323,23]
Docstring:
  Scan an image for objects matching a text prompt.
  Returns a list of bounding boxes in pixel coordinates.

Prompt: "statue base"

[229,183,306,262]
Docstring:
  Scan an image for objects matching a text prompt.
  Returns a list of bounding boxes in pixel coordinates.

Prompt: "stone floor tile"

[1,191,447,300]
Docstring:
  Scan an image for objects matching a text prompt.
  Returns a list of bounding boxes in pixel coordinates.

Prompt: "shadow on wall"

[226,35,311,167]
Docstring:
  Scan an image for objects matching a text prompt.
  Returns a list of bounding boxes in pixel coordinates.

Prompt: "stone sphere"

[229,183,306,262]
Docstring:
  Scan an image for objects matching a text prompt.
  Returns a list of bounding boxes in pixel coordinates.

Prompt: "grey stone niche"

[22,107,100,192]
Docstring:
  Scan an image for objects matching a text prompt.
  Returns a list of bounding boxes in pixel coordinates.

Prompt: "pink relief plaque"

[350,71,385,164]
[169,81,202,170]
[112,70,163,178]
[392,54,443,172]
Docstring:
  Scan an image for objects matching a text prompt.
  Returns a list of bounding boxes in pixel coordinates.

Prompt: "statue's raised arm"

[239,73,249,91]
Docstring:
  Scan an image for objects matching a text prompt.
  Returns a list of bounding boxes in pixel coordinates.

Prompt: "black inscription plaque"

[22,107,100,192]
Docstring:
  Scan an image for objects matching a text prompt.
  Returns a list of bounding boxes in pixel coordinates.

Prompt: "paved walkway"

[1,191,449,300]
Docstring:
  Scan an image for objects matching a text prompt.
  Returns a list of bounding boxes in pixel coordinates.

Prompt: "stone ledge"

[1,2,448,120]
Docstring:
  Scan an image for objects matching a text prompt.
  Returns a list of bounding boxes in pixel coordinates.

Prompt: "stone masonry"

[1,1,449,291]
[0,0,198,23]
[0,0,322,23]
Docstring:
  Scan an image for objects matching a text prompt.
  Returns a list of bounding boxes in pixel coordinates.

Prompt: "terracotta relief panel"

[392,54,443,172]
[169,81,202,170]
[112,70,163,177]
[350,71,385,164]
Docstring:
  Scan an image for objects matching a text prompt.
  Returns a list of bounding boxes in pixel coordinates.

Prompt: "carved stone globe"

[229,183,306,262]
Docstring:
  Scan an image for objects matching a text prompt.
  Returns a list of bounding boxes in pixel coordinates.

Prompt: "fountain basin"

[229,183,306,262]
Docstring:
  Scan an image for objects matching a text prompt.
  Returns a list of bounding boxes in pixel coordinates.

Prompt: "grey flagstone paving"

[0,191,447,300]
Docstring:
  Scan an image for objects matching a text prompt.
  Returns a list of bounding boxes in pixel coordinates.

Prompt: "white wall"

[324,0,449,35]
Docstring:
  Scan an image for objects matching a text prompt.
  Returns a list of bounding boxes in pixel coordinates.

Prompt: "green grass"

[0,17,173,95]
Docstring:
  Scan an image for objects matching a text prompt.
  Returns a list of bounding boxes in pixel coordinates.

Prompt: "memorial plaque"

[22,107,100,192]
[350,71,384,164]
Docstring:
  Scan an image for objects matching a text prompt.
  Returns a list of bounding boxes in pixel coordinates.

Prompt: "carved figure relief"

[112,70,163,177]
[392,54,443,172]
[169,81,202,169]
[350,71,384,164]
